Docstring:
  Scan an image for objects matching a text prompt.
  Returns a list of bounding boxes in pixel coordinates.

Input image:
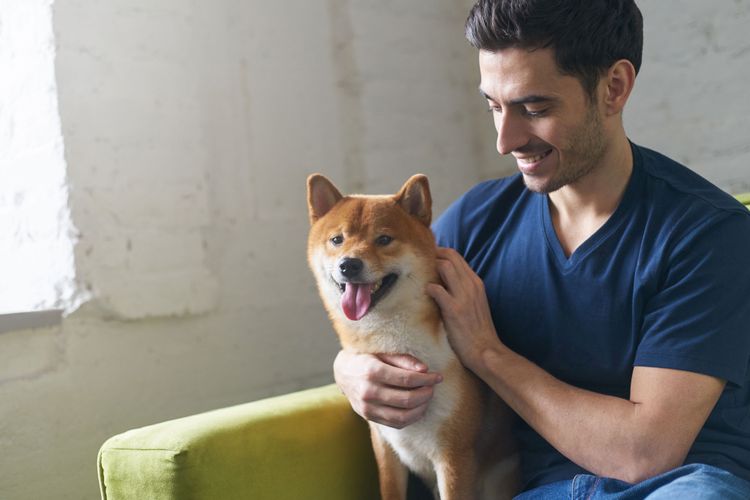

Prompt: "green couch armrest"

[98,384,379,500]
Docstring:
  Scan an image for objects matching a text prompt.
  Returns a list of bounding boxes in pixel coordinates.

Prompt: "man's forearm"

[472,345,681,483]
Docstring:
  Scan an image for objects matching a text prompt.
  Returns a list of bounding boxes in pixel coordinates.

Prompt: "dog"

[306,173,519,500]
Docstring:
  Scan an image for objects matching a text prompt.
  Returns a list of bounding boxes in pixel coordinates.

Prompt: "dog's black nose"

[339,258,364,279]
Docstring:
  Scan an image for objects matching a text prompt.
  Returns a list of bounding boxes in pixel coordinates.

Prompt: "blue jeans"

[514,464,750,500]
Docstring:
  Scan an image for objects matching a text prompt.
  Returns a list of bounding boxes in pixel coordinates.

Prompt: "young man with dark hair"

[333,1,750,497]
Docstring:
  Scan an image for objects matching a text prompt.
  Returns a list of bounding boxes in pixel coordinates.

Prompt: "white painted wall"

[0,1,747,499]
[627,0,750,192]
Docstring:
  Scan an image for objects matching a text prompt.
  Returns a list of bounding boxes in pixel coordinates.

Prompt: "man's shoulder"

[440,173,527,220]
[433,173,532,249]
[635,144,749,219]
[462,173,524,200]
[632,144,750,267]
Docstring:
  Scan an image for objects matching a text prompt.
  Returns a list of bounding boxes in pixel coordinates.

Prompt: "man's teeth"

[518,151,550,164]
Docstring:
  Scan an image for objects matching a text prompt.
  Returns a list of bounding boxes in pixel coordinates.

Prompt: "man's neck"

[547,133,633,257]
[548,133,633,222]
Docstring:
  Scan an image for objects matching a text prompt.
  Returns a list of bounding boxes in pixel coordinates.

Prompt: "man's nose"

[495,112,527,156]
[339,258,364,279]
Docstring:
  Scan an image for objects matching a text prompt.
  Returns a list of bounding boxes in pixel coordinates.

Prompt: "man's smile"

[514,148,554,176]
[515,149,553,165]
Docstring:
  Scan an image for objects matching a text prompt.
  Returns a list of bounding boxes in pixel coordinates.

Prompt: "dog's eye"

[330,235,344,246]
[375,235,393,246]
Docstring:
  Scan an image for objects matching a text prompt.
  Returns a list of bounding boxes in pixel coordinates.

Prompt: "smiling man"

[333,1,750,498]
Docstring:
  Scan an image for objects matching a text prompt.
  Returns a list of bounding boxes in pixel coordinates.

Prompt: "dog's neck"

[332,294,444,354]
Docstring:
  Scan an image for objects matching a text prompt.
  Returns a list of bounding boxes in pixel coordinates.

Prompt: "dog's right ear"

[307,174,343,225]
[395,174,432,227]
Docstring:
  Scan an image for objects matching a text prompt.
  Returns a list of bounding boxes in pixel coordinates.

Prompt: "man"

[333,0,750,498]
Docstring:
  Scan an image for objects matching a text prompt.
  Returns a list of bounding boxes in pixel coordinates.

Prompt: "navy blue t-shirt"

[432,143,750,491]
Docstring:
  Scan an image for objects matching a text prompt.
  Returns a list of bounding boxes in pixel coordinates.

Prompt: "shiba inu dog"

[306,174,519,500]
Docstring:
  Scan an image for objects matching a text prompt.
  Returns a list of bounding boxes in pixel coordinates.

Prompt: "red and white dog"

[306,174,518,500]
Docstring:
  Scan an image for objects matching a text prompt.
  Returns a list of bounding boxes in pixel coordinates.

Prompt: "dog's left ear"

[307,174,343,225]
[395,174,432,227]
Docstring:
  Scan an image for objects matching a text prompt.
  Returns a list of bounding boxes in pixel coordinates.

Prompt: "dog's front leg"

[434,452,478,500]
[369,425,408,500]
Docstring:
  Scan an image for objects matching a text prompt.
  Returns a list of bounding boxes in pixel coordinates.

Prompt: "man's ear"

[395,174,432,227]
[307,174,343,225]
[602,59,636,116]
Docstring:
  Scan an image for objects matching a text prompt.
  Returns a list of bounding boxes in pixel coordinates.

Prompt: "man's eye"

[376,235,394,246]
[524,108,548,117]
[330,235,344,246]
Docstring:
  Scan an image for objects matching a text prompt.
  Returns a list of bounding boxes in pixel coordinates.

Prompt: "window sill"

[0,310,63,335]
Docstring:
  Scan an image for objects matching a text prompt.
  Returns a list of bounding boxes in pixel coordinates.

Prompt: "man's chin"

[522,175,564,194]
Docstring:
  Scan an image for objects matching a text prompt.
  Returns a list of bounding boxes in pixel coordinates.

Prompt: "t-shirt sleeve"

[635,211,750,386]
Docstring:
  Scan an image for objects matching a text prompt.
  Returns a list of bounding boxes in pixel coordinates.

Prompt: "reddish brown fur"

[438,361,519,498]
[308,196,437,277]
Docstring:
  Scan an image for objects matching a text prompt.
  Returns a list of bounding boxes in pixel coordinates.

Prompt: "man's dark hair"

[465,0,643,98]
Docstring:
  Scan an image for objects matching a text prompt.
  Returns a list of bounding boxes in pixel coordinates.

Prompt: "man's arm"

[426,247,725,484]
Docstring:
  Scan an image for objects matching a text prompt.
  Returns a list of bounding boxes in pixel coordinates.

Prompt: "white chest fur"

[358,317,461,483]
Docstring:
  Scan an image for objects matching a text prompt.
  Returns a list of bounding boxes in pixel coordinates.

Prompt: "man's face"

[479,47,608,194]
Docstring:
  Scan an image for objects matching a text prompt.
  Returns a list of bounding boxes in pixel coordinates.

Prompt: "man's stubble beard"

[528,103,608,195]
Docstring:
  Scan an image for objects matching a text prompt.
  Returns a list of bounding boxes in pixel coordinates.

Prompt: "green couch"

[98,194,750,500]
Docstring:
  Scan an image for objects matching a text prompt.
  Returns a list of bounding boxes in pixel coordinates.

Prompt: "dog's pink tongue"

[341,283,372,321]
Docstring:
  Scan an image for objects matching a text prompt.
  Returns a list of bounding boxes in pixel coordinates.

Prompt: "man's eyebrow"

[479,88,557,106]
[479,88,497,102]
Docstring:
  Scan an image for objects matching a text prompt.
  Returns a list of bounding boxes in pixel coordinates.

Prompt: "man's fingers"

[435,247,464,269]
[362,399,430,429]
[434,247,486,305]
[436,246,477,280]
[377,352,428,372]
[435,247,476,297]
[436,257,463,294]
[362,383,435,410]
[375,353,443,388]
[372,362,443,388]
[426,282,451,306]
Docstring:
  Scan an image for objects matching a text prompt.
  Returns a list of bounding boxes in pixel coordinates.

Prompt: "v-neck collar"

[540,143,643,271]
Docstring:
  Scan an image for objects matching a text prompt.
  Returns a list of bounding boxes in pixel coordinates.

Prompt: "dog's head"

[306,174,436,323]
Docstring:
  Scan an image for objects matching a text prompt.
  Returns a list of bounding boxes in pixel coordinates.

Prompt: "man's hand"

[426,246,504,369]
[333,350,442,429]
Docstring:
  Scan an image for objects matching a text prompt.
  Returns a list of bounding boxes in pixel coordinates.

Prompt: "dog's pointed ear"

[395,174,432,227]
[307,174,343,225]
